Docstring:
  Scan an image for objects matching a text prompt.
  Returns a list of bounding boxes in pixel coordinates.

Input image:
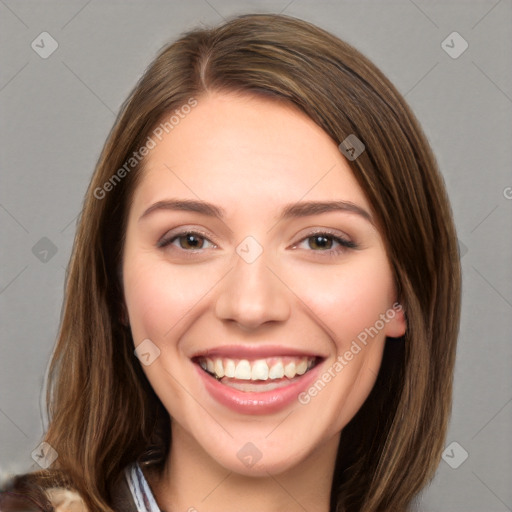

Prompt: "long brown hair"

[0,13,461,512]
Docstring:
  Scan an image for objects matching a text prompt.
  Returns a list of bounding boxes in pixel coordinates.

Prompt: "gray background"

[1,1,511,510]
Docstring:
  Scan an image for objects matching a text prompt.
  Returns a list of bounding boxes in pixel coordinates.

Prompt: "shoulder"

[1,466,138,512]
[0,486,87,512]
[45,487,88,512]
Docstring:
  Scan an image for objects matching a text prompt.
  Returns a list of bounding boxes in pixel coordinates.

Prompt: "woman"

[0,12,461,512]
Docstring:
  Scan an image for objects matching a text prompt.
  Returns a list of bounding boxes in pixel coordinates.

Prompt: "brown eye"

[308,234,334,250]
[177,233,206,250]
[293,231,358,258]
[157,231,215,251]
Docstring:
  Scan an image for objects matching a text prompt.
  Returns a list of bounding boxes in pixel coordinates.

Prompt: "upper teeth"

[198,357,315,381]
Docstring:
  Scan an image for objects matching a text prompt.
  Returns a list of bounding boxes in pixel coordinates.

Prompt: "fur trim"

[45,487,88,512]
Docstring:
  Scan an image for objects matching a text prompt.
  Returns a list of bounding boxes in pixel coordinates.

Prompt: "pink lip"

[194,359,324,415]
[191,344,325,360]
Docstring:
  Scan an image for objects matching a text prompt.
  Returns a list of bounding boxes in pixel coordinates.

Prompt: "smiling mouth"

[194,355,322,392]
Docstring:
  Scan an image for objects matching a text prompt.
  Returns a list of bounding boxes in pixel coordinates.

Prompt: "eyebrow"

[138,198,374,226]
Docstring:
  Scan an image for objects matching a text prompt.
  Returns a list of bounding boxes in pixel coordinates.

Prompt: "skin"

[121,91,406,512]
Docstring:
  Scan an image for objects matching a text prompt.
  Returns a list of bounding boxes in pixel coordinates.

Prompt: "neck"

[146,422,340,512]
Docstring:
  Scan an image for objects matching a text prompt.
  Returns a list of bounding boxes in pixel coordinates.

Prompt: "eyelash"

[157,229,358,258]
[293,231,358,257]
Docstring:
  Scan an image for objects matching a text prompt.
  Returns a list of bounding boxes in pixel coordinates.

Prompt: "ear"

[385,301,406,338]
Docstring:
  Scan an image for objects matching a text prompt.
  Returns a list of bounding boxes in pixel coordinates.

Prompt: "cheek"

[289,255,395,348]
[122,255,211,414]
[287,255,394,428]
[123,255,213,342]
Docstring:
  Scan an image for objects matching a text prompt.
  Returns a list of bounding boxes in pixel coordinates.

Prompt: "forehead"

[131,91,371,217]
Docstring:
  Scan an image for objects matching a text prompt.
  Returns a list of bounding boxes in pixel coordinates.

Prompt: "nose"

[214,249,291,331]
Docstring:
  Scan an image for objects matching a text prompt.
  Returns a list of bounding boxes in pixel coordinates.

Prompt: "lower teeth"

[219,376,302,392]
[201,366,308,392]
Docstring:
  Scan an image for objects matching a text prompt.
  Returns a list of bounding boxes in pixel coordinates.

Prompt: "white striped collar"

[124,462,161,512]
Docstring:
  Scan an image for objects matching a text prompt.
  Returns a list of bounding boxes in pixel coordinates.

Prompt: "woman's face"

[122,91,406,476]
